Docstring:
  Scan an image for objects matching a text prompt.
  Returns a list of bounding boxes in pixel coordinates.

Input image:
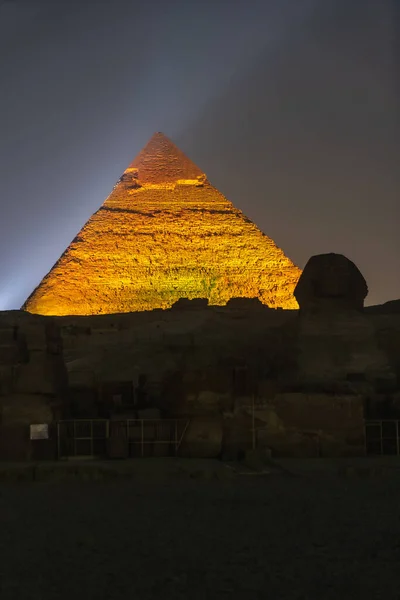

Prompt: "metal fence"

[365,420,400,456]
[57,419,190,460]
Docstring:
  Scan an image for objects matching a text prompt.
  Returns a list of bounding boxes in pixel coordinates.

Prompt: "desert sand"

[1,461,400,599]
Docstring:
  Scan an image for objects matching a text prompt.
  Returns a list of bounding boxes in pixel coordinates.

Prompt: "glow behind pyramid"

[23,133,301,316]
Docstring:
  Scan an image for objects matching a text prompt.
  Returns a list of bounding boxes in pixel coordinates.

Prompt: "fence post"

[252,394,256,451]
[90,420,93,457]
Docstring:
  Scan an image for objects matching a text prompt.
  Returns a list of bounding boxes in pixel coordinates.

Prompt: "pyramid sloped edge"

[22,133,301,316]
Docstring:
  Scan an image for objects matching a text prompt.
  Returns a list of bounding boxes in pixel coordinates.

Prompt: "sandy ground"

[1,462,400,599]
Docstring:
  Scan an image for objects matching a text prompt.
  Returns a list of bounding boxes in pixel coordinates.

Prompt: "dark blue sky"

[0,0,398,308]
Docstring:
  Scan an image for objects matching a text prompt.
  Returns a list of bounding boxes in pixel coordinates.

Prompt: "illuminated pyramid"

[23,133,301,316]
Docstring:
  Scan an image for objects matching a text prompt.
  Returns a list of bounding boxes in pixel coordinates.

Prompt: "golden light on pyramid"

[22,133,301,316]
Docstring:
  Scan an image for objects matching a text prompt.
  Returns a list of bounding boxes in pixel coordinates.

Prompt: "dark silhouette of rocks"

[294,253,368,312]
[1,252,399,460]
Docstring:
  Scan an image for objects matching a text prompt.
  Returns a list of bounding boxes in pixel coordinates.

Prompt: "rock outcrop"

[22,132,301,316]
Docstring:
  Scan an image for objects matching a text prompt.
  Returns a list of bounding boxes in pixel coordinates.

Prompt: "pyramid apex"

[126,132,206,185]
[147,131,167,140]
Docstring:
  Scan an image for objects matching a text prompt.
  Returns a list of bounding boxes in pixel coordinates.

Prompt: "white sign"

[30,424,49,440]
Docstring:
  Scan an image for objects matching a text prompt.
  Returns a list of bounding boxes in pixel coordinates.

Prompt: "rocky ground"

[1,460,400,599]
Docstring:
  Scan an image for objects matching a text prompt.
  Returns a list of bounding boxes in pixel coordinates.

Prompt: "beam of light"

[0,0,398,311]
[0,285,24,311]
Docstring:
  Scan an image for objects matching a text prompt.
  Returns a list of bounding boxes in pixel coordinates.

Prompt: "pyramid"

[23,133,301,316]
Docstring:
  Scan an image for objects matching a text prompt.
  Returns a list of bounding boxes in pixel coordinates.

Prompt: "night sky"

[0,0,398,309]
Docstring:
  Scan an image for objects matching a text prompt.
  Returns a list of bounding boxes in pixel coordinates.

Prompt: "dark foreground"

[1,460,400,599]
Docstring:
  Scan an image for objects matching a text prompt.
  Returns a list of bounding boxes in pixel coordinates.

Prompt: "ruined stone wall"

[370,313,400,379]
[293,310,395,390]
[249,393,365,458]
[0,311,68,460]
[54,295,397,458]
[0,285,399,459]
[59,300,291,389]
[58,298,397,399]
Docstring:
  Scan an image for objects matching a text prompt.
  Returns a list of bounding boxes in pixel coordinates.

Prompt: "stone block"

[1,394,53,425]
[197,390,222,408]
[272,393,364,433]
[14,357,55,395]
[179,418,223,458]
[266,431,320,458]
[0,365,17,395]
[68,368,95,388]
[0,425,31,462]
[22,326,48,351]
[171,298,209,310]
[137,408,161,420]
[162,332,194,348]
[0,344,20,365]
[0,328,16,345]
[226,298,264,310]
[319,435,366,458]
